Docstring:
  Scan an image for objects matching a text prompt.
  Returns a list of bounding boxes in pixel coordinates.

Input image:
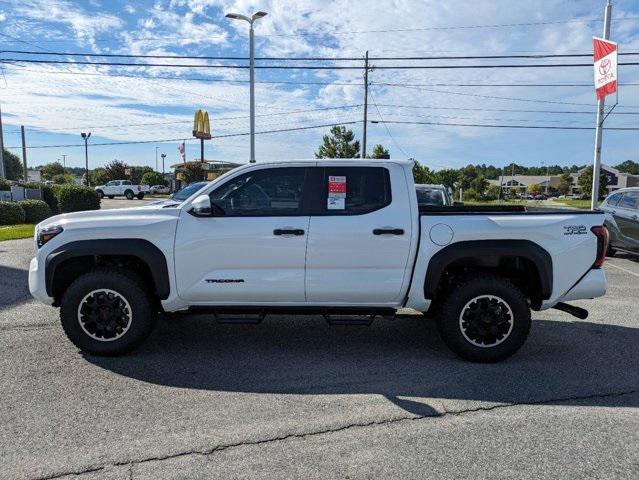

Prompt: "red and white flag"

[593,37,618,100]
[178,142,186,162]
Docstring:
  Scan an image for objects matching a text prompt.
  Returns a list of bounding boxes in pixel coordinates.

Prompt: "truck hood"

[38,204,181,231]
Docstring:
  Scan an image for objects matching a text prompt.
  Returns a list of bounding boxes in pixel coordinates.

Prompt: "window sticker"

[327,175,346,210]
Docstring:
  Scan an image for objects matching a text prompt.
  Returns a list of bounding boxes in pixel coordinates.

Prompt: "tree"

[180,161,206,184]
[527,183,542,194]
[141,171,167,187]
[470,175,488,194]
[104,159,128,181]
[90,167,109,186]
[615,160,639,175]
[433,169,458,191]
[52,173,75,185]
[40,162,66,180]
[578,166,609,199]
[457,165,479,190]
[370,144,390,159]
[130,166,154,184]
[315,126,360,158]
[412,161,435,184]
[557,172,573,195]
[2,149,23,181]
[486,184,501,200]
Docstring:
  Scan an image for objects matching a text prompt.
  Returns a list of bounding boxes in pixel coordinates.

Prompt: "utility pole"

[362,50,369,159]
[21,126,28,182]
[0,103,5,179]
[591,0,613,210]
[81,132,91,186]
[62,154,67,169]
[155,146,159,171]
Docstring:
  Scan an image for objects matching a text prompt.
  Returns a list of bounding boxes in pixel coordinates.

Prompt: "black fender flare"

[45,239,170,299]
[424,240,553,300]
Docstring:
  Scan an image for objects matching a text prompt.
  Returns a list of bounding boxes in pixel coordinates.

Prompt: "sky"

[1,0,639,172]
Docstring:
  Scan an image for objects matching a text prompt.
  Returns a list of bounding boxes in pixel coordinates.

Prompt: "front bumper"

[28,257,54,305]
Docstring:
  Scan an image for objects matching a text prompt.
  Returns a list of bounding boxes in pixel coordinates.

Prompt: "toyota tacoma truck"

[29,160,609,362]
[95,180,150,200]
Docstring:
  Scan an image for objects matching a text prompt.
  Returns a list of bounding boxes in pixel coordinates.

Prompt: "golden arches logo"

[193,109,211,139]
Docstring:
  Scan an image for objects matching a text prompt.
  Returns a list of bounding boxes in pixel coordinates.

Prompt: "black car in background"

[600,187,639,256]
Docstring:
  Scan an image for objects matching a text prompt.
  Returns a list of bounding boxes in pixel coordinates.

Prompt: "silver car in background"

[415,184,453,207]
[600,187,639,256]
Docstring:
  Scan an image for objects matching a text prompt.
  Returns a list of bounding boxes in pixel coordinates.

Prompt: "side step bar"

[552,302,589,320]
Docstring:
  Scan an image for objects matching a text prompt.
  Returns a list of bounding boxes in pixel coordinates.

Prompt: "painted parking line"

[606,261,639,278]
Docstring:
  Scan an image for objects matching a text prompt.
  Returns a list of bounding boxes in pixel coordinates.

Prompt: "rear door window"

[317,167,391,215]
[618,192,639,210]
[606,192,623,206]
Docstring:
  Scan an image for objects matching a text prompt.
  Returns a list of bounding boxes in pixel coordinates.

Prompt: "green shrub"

[0,201,26,225]
[40,185,60,215]
[56,185,100,213]
[0,178,10,191]
[141,171,167,187]
[20,199,52,223]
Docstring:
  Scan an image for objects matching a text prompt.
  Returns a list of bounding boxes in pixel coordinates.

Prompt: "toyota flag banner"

[593,37,618,100]
[178,142,186,163]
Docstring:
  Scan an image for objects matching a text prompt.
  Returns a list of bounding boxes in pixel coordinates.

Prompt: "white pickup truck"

[29,159,609,362]
[95,180,150,200]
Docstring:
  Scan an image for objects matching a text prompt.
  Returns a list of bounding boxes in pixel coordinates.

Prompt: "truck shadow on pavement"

[0,264,31,311]
[86,314,639,415]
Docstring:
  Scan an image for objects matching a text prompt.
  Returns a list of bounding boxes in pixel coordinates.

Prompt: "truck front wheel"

[59,269,157,356]
[437,275,531,363]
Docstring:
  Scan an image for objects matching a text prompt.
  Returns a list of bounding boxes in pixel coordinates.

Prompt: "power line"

[4,58,639,69]
[263,16,639,37]
[5,121,361,149]
[368,91,410,158]
[373,120,639,130]
[21,105,362,131]
[5,49,639,60]
[0,65,359,86]
[374,104,639,115]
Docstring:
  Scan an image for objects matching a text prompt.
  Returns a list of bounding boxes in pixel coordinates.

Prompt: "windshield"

[416,188,446,206]
[172,182,208,201]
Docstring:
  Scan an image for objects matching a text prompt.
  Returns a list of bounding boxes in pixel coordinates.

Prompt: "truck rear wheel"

[437,275,531,362]
[59,269,157,356]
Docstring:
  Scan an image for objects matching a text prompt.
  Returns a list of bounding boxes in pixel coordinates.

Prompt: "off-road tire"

[125,190,134,200]
[59,269,157,356]
[437,275,531,363]
[137,193,145,200]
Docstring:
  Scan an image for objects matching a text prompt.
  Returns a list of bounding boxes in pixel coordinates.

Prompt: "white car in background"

[150,185,170,194]
[95,180,150,200]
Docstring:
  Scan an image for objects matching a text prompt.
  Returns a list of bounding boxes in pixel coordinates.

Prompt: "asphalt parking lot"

[0,239,637,479]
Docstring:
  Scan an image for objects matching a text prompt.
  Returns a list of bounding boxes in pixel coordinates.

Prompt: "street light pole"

[591,0,613,209]
[81,132,91,186]
[225,10,267,163]
[161,153,166,176]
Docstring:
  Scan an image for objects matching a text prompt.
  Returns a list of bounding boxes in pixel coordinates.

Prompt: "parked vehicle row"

[30,159,609,363]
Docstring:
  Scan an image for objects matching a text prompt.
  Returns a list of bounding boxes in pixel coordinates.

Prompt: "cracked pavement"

[1,238,638,479]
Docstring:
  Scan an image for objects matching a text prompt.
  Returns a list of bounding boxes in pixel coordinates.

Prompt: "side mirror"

[191,194,212,216]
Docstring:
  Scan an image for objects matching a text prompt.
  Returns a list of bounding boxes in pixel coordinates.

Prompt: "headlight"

[37,225,63,248]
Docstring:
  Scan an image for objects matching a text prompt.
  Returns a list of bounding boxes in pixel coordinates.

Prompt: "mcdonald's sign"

[193,109,211,140]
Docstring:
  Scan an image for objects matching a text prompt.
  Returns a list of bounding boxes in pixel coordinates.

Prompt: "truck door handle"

[273,228,305,236]
[373,228,404,235]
